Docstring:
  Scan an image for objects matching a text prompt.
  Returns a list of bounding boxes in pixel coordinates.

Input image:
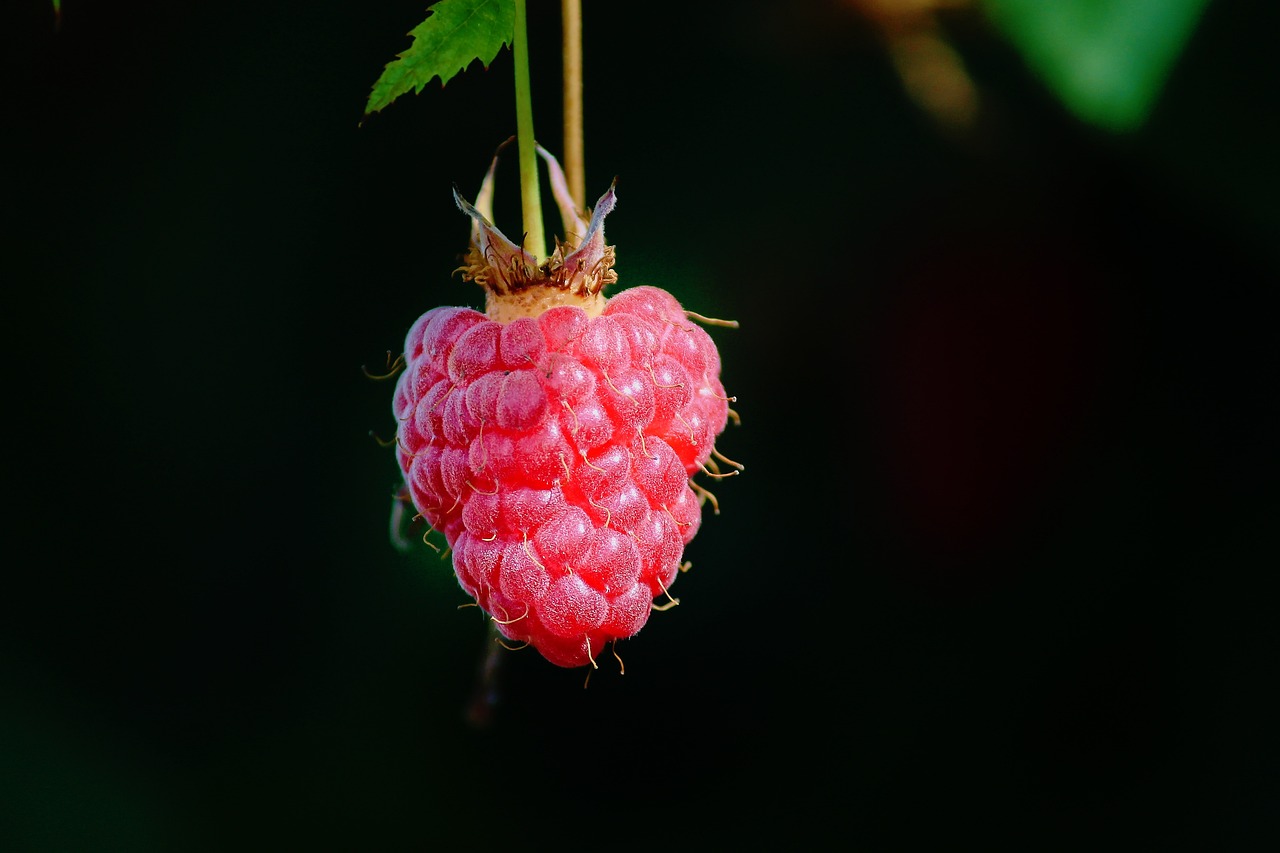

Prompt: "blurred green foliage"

[983,0,1213,131]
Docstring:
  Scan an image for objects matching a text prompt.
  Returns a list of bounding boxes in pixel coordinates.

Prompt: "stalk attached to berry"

[366,0,741,669]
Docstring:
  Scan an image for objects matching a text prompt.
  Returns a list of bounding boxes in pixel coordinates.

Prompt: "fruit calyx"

[454,144,617,323]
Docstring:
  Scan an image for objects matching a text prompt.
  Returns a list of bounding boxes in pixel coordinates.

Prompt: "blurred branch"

[847,0,981,136]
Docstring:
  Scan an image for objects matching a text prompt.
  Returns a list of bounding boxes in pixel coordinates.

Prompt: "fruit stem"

[512,0,547,261]
[561,0,584,209]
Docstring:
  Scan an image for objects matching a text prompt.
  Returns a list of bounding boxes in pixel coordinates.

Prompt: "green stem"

[512,0,546,261]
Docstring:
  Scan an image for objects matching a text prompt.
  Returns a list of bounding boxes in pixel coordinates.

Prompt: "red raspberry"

[391,148,738,668]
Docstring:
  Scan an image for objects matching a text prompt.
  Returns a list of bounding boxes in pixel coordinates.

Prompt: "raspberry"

[391,148,739,668]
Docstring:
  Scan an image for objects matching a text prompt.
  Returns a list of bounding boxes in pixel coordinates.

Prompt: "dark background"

[4,0,1278,849]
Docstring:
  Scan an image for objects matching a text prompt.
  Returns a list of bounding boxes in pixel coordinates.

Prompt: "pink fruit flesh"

[394,287,730,667]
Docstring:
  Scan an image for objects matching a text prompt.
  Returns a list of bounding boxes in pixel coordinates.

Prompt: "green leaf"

[365,0,516,117]
[981,0,1213,132]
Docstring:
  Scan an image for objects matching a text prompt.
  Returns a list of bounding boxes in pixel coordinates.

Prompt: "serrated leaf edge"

[364,0,515,118]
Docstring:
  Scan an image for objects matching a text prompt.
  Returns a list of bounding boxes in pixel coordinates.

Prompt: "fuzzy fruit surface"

[393,285,729,667]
